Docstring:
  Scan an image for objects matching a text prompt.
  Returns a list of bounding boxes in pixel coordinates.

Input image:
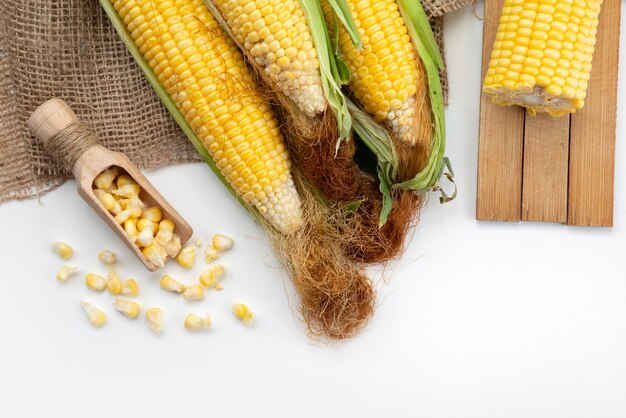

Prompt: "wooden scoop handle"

[27,99,78,147]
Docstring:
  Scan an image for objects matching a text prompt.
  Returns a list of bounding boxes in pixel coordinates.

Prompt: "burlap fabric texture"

[0,0,472,203]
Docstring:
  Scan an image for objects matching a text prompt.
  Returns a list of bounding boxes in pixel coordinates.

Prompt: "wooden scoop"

[28,99,192,271]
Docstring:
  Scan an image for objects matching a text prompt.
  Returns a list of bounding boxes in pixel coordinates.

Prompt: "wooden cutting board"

[476,0,621,227]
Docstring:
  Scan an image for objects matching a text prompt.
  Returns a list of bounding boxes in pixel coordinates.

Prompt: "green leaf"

[325,0,363,48]
[98,0,255,217]
[298,0,352,139]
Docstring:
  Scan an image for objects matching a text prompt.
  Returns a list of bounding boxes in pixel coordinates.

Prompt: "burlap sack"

[0,0,471,203]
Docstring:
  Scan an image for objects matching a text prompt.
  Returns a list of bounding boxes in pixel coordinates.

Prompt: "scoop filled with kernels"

[28,99,192,271]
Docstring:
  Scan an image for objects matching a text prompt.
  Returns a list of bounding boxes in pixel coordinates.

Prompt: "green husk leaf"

[98,0,255,217]
[393,0,447,193]
[299,0,352,139]
[325,0,363,48]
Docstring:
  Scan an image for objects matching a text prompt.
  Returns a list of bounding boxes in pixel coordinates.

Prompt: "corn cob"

[209,0,326,117]
[323,0,429,147]
[112,0,302,234]
[483,0,602,116]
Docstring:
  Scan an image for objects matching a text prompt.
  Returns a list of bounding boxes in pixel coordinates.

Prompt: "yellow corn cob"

[323,0,427,146]
[211,0,326,117]
[483,0,602,116]
[114,0,302,233]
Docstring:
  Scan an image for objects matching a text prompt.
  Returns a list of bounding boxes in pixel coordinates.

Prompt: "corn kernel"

[195,239,203,247]
[136,227,154,248]
[114,210,132,224]
[232,303,254,326]
[182,284,205,301]
[121,278,140,297]
[93,167,118,190]
[155,220,175,246]
[165,235,182,258]
[204,245,219,263]
[142,207,163,223]
[145,307,163,335]
[160,274,186,293]
[126,195,144,218]
[81,301,107,328]
[94,189,116,212]
[113,298,141,319]
[143,243,166,268]
[116,174,137,188]
[85,273,106,291]
[184,313,212,332]
[212,234,234,252]
[137,219,157,233]
[51,241,73,260]
[98,249,117,264]
[106,270,123,295]
[199,264,225,288]
[124,219,139,242]
[113,183,141,198]
[56,265,77,282]
[176,245,196,269]
[214,283,224,291]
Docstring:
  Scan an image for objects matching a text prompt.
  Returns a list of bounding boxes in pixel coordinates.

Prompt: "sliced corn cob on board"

[477,0,620,227]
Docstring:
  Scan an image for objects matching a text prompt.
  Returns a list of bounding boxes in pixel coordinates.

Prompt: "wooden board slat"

[521,113,570,223]
[568,0,621,227]
[476,0,526,222]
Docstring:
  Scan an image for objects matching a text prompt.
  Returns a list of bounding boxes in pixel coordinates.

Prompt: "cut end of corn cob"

[483,0,601,116]
[213,0,327,117]
[113,0,303,235]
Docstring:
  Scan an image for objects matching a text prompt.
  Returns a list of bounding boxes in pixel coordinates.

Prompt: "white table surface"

[2,5,626,418]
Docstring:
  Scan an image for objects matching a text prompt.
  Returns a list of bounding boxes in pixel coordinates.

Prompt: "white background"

[1,5,626,417]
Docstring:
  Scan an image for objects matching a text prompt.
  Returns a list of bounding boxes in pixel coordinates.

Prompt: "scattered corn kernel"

[176,245,196,269]
[199,264,225,289]
[98,249,117,264]
[195,239,203,247]
[165,235,182,258]
[184,313,212,332]
[113,298,141,319]
[214,283,224,291]
[204,245,219,263]
[160,274,186,293]
[94,189,116,211]
[121,278,140,297]
[81,301,107,328]
[93,167,118,190]
[212,234,234,252]
[182,284,205,301]
[143,243,166,268]
[51,241,73,260]
[155,220,175,246]
[142,207,163,223]
[56,265,77,282]
[232,303,254,326]
[85,273,106,291]
[145,307,163,335]
[106,270,123,295]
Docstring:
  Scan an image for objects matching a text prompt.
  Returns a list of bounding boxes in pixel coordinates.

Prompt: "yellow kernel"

[143,244,166,268]
[160,274,186,293]
[232,303,254,326]
[51,241,73,260]
[142,207,163,223]
[165,235,182,257]
[56,265,77,282]
[176,245,196,269]
[106,270,123,295]
[212,234,234,252]
[85,273,106,291]
[205,245,219,263]
[81,301,107,328]
[94,189,116,212]
[113,298,141,319]
[184,313,212,332]
[199,264,225,288]
[182,284,205,301]
[98,249,117,264]
[116,174,137,188]
[145,307,163,335]
[121,278,140,297]
[93,168,118,190]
